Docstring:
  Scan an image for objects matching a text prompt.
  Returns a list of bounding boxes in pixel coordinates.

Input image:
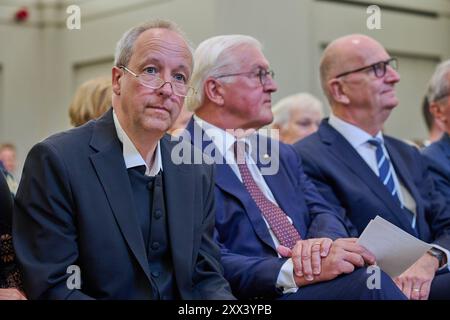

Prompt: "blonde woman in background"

[69,76,113,127]
[271,93,324,144]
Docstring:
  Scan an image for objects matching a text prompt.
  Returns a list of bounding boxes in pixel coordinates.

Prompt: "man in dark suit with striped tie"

[294,34,450,300]
[183,34,406,300]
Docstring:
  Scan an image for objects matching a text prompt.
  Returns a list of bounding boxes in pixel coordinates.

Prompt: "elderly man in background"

[294,34,450,300]
[0,144,18,195]
[423,60,450,208]
[271,93,324,144]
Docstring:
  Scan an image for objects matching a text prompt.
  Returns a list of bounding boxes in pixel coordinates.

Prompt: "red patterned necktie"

[234,141,301,249]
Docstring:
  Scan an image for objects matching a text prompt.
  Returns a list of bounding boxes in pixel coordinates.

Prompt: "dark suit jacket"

[423,133,450,207]
[186,119,350,299]
[0,171,13,234]
[294,119,450,251]
[13,109,233,300]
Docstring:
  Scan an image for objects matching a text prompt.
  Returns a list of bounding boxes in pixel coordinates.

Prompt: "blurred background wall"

[1,0,449,175]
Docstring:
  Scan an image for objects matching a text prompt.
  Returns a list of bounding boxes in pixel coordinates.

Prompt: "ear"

[112,66,122,95]
[328,78,350,104]
[272,123,281,130]
[204,78,225,106]
[430,101,447,122]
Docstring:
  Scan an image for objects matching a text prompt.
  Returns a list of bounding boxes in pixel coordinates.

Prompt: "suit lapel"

[254,136,308,237]
[385,139,424,234]
[442,133,450,161]
[160,135,194,291]
[186,119,276,250]
[262,169,308,238]
[89,110,152,283]
[320,121,412,230]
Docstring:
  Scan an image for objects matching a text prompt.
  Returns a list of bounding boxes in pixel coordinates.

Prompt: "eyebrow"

[138,58,191,74]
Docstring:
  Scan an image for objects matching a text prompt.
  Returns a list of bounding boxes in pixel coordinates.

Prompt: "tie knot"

[367,137,383,148]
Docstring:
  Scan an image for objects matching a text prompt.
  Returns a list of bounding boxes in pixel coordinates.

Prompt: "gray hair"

[427,59,450,104]
[185,34,262,112]
[271,93,324,128]
[114,19,193,67]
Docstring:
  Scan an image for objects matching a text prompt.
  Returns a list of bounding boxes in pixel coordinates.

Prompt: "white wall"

[0,0,450,175]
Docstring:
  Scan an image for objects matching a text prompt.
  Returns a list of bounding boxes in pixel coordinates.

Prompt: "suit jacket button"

[154,210,163,219]
[151,271,160,278]
[151,242,160,250]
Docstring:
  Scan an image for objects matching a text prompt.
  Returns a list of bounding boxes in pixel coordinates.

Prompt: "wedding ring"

[413,288,420,292]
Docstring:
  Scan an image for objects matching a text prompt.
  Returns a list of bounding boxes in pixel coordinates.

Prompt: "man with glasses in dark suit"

[13,20,233,300]
[294,34,450,300]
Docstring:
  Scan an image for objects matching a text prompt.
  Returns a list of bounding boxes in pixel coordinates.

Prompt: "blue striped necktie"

[368,138,416,229]
[367,138,402,206]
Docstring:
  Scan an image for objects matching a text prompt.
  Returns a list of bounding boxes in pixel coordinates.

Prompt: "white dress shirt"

[329,113,449,271]
[193,115,298,293]
[113,110,163,176]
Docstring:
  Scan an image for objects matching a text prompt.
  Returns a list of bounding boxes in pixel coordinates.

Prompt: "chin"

[142,119,171,133]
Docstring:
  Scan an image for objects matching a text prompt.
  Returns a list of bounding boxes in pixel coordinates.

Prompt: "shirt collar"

[113,109,163,176]
[193,114,255,158]
[329,113,383,148]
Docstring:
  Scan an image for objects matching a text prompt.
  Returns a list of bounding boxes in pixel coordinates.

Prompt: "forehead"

[231,44,269,69]
[291,106,322,117]
[130,28,193,69]
[346,38,390,67]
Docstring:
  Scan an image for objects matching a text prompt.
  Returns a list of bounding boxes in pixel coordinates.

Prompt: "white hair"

[114,19,193,67]
[185,34,262,112]
[271,93,324,128]
[427,59,450,104]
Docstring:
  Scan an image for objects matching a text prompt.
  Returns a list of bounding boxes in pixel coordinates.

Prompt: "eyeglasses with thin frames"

[119,65,196,97]
[335,58,398,79]
[214,68,275,86]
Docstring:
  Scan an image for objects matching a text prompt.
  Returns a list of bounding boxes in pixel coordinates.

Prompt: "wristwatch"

[428,248,445,267]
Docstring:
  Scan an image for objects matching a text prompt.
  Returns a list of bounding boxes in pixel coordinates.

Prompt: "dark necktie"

[234,141,301,249]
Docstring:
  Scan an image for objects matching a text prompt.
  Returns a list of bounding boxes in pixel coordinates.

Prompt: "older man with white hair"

[423,60,450,208]
[184,33,406,300]
[271,93,324,144]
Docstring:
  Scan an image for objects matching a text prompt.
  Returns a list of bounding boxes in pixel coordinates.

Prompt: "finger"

[311,242,322,275]
[301,241,313,281]
[393,277,402,290]
[343,252,365,268]
[410,282,421,300]
[277,245,292,258]
[358,248,376,265]
[0,289,22,300]
[339,242,376,264]
[321,238,333,257]
[402,278,413,300]
[419,280,431,300]
[339,260,356,274]
[336,238,358,243]
[292,242,303,277]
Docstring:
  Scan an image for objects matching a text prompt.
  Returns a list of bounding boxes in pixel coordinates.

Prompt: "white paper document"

[357,215,432,278]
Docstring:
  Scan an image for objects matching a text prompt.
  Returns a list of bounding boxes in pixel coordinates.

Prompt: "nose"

[264,76,278,93]
[156,81,174,97]
[385,65,400,84]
